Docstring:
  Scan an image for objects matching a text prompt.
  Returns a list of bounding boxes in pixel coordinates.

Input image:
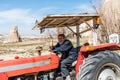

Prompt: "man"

[49,34,79,80]
[49,34,73,59]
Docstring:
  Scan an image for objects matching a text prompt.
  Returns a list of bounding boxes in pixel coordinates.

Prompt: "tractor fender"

[76,43,120,74]
[80,43,120,52]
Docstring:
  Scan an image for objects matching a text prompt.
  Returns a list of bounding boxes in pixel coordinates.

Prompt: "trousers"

[60,55,77,77]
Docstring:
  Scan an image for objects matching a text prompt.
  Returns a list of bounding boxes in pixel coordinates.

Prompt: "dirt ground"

[0,38,52,60]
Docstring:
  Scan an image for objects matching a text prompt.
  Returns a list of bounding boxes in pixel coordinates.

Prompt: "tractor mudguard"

[76,43,120,74]
[80,43,120,52]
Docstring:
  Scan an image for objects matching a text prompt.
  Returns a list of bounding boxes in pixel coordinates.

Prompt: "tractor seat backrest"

[76,46,81,53]
[69,46,81,67]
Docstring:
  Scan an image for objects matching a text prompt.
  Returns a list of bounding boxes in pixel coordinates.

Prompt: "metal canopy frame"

[32,14,99,46]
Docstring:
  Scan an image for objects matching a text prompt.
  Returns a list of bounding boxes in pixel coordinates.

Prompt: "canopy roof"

[32,14,99,30]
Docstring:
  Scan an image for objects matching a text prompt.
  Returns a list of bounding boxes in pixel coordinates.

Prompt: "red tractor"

[0,14,120,80]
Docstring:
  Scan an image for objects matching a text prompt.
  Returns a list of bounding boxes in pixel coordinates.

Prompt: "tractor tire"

[78,50,120,80]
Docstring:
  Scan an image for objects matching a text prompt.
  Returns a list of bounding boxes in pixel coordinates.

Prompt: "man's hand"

[49,42,53,49]
[49,50,54,52]
[49,46,53,50]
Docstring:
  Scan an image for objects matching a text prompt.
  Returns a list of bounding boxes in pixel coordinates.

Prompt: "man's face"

[58,36,65,44]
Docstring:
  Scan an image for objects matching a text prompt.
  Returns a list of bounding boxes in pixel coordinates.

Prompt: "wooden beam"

[57,17,78,27]
[78,17,94,31]
[66,26,76,35]
[79,28,92,34]
[66,26,81,38]
[44,19,56,27]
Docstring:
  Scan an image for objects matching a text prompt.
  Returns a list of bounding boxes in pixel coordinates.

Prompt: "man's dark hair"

[58,34,66,38]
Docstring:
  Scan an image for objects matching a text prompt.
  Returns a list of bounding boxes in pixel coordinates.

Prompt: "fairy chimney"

[4,26,22,43]
[102,0,120,18]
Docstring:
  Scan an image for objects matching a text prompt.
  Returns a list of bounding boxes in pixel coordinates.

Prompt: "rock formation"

[4,26,22,43]
[97,0,120,43]
[101,0,120,34]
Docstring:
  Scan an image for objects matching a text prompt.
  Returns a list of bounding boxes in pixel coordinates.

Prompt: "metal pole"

[93,17,98,45]
[93,29,97,45]
[76,25,80,46]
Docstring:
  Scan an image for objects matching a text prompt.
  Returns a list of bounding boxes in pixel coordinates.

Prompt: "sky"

[0,0,101,35]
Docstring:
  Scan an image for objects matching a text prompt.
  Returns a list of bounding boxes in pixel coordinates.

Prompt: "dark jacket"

[68,46,81,59]
[52,40,73,58]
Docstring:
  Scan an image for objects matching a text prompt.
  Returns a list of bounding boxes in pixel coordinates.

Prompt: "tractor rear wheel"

[78,50,120,80]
